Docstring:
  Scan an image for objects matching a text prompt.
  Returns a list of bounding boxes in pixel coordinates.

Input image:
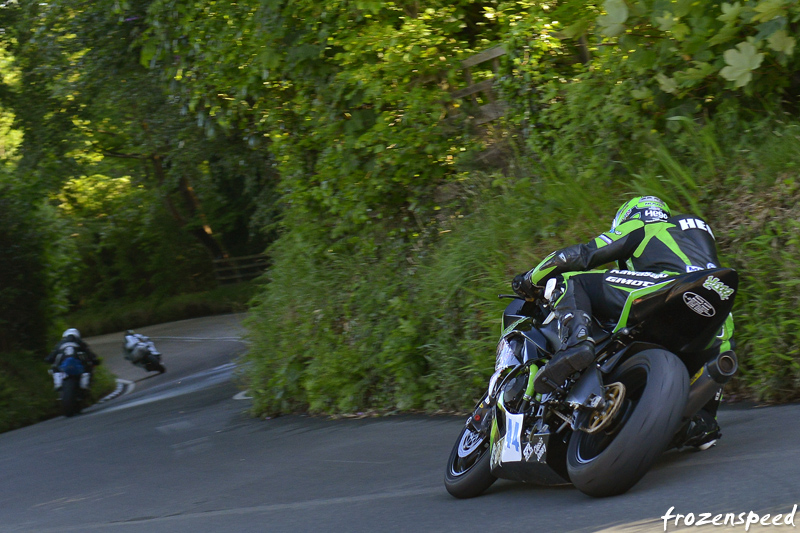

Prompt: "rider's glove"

[512,272,542,301]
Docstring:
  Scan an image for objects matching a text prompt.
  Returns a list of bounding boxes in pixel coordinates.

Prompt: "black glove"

[512,273,542,301]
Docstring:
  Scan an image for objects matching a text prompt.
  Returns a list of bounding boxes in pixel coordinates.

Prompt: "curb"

[98,379,135,403]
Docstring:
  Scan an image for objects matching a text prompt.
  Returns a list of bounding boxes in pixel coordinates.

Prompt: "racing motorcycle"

[444,267,738,498]
[123,334,166,374]
[49,347,92,417]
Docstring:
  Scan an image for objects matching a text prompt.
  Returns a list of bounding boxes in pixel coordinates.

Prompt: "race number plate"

[501,412,524,463]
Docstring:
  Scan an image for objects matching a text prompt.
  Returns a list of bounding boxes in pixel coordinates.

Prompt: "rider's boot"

[533,311,595,394]
[673,389,723,450]
[677,408,721,450]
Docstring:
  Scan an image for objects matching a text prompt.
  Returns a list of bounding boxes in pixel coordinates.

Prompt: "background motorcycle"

[123,339,166,374]
[444,268,738,498]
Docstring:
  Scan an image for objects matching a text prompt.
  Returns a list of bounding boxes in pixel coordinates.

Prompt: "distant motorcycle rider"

[513,196,734,449]
[45,328,101,370]
[123,330,162,366]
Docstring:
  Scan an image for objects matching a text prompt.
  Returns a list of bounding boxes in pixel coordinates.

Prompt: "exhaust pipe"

[682,351,738,418]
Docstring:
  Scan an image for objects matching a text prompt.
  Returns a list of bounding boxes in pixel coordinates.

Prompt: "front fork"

[49,370,91,390]
[49,369,65,390]
[468,362,542,438]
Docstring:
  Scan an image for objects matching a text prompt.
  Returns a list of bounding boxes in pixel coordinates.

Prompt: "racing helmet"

[62,328,81,340]
[611,196,670,231]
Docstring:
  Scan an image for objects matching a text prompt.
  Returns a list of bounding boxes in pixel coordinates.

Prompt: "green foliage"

[66,282,255,338]
[232,0,800,414]
[140,0,502,245]
[2,0,800,422]
[0,351,116,434]
[54,174,214,306]
[0,352,60,433]
[0,0,276,309]
[709,136,800,403]
[0,189,52,353]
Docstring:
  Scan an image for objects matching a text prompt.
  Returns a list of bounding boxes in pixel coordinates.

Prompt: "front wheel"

[566,349,688,497]
[444,425,496,498]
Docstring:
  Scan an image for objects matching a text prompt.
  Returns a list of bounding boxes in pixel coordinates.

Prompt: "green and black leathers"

[525,214,734,394]
[525,214,721,287]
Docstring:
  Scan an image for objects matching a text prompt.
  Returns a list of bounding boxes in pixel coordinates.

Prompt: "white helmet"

[62,328,81,340]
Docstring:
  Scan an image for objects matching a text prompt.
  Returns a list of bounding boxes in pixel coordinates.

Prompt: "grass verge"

[65,282,256,337]
[0,351,117,433]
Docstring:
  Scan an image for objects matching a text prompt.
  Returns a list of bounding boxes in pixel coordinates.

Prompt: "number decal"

[501,412,524,463]
[506,420,520,452]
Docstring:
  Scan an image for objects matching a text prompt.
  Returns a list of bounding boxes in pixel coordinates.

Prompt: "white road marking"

[93,364,236,415]
[232,390,252,400]
[97,380,135,403]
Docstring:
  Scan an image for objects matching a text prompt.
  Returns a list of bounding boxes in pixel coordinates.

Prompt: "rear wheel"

[444,425,497,498]
[61,377,81,417]
[566,349,688,497]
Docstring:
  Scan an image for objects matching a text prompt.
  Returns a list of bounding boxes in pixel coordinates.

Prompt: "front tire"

[444,425,497,498]
[566,349,688,497]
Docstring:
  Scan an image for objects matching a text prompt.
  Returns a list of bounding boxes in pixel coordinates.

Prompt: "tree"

[0,0,278,305]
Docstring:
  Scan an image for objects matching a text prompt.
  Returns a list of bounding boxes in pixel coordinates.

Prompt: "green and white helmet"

[611,196,670,231]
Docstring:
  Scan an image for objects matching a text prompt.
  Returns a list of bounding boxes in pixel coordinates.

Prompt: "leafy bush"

[0,351,116,434]
[66,282,255,338]
[236,0,800,415]
[0,189,52,353]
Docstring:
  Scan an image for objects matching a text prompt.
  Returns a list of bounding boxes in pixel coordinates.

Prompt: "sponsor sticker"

[678,218,715,239]
[606,276,655,287]
[683,292,716,317]
[533,437,546,462]
[610,270,669,279]
[492,437,503,468]
[645,209,669,220]
[703,275,734,301]
[523,442,534,461]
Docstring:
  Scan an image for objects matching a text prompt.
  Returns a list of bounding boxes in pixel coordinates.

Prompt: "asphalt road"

[1,315,799,532]
[87,313,247,397]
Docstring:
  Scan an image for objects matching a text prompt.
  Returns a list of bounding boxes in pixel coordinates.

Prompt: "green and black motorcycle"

[444,268,738,498]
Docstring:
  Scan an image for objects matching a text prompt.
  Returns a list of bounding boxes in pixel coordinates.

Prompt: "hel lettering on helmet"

[611,195,671,231]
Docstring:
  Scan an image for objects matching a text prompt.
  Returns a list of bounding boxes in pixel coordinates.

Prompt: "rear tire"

[444,425,497,498]
[61,378,80,417]
[566,349,688,497]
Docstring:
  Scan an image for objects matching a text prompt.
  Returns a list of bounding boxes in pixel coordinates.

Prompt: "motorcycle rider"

[45,328,102,370]
[123,330,163,371]
[512,195,734,449]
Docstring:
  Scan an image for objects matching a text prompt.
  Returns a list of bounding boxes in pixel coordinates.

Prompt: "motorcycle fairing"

[489,394,570,484]
[614,268,738,355]
[502,299,545,331]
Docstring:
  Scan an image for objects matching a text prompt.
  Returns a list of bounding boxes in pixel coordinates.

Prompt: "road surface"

[1,315,798,532]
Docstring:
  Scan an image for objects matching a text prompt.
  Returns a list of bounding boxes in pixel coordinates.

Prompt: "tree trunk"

[150,155,230,260]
